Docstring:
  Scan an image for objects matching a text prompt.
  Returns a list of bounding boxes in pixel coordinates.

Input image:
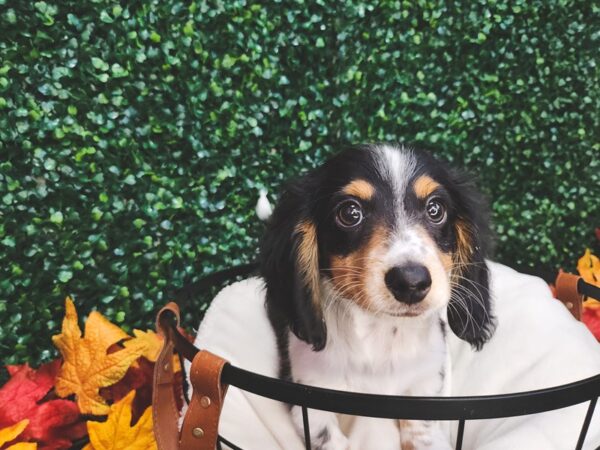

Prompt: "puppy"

[260,143,495,450]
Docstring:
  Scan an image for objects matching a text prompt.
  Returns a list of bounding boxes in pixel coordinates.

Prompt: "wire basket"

[167,265,600,450]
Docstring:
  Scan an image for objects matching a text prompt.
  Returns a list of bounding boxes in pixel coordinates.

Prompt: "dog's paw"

[400,420,452,450]
[416,436,453,450]
[313,426,350,450]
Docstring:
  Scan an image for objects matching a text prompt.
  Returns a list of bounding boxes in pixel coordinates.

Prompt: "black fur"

[440,163,495,350]
[260,168,328,352]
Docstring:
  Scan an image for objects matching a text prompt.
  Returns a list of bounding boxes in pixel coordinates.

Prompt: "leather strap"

[180,350,229,450]
[152,303,230,450]
[555,271,583,320]
[153,303,182,450]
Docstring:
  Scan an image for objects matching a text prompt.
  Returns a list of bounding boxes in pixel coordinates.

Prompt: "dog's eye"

[336,201,364,228]
[426,198,446,224]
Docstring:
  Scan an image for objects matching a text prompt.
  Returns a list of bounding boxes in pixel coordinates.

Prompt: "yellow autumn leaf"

[0,419,36,449]
[84,390,157,450]
[124,329,181,372]
[124,329,162,362]
[7,444,37,450]
[52,298,146,415]
[578,248,600,288]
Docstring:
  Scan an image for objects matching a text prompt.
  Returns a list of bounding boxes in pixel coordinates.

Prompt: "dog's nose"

[385,264,432,304]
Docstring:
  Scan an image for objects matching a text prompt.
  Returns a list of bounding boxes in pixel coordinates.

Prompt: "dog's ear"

[260,179,327,351]
[446,172,496,350]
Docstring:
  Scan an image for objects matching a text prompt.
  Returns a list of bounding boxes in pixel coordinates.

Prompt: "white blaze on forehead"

[371,144,417,224]
[373,144,417,195]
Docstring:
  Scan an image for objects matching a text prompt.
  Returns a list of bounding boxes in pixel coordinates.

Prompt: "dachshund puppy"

[260,144,495,450]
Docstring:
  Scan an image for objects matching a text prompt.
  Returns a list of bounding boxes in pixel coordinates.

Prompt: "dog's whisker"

[449,280,492,324]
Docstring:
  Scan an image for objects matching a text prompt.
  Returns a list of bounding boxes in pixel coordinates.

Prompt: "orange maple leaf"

[124,329,181,372]
[0,419,37,449]
[52,298,146,415]
[83,391,156,450]
[124,330,162,363]
[577,248,600,288]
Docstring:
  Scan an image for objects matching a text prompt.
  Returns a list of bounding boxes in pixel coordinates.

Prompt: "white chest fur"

[288,300,449,397]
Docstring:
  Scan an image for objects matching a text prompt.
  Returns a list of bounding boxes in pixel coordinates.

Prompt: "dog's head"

[260,144,495,351]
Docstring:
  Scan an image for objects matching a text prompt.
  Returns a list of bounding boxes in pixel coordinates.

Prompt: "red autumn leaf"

[26,400,86,450]
[100,358,154,425]
[583,307,600,341]
[1,360,60,422]
[100,357,184,424]
[0,360,86,449]
[595,227,600,242]
[100,358,153,402]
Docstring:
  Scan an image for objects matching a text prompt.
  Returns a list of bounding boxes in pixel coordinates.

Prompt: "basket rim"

[221,359,600,420]
[174,263,600,421]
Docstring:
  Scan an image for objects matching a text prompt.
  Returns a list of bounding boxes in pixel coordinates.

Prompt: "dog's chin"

[379,298,448,318]
[382,308,425,318]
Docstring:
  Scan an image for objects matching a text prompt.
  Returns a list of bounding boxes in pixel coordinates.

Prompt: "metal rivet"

[200,396,211,408]
[567,302,573,309]
[192,427,204,438]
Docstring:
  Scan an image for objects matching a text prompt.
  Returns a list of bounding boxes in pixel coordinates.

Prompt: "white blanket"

[190,262,600,449]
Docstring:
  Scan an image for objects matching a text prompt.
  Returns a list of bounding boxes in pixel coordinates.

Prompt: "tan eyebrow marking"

[413,175,441,199]
[342,179,375,200]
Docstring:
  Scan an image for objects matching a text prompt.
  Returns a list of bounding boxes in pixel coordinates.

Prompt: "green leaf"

[111,63,129,77]
[222,54,236,69]
[183,20,194,36]
[57,270,73,283]
[50,211,64,224]
[150,31,161,43]
[91,57,108,71]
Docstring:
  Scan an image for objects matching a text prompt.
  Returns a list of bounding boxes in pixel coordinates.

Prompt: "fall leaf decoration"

[124,330,162,362]
[577,248,600,340]
[52,298,147,415]
[577,248,600,288]
[582,308,600,341]
[83,391,157,450]
[123,329,181,373]
[0,297,193,448]
[0,360,86,449]
[100,358,156,426]
[0,420,36,450]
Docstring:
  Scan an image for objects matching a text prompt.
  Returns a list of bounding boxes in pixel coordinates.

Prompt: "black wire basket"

[170,265,600,450]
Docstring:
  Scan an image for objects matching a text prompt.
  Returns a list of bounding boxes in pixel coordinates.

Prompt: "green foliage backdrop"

[1,0,598,365]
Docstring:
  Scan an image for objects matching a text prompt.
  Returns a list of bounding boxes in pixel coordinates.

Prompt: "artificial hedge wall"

[0,0,598,365]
